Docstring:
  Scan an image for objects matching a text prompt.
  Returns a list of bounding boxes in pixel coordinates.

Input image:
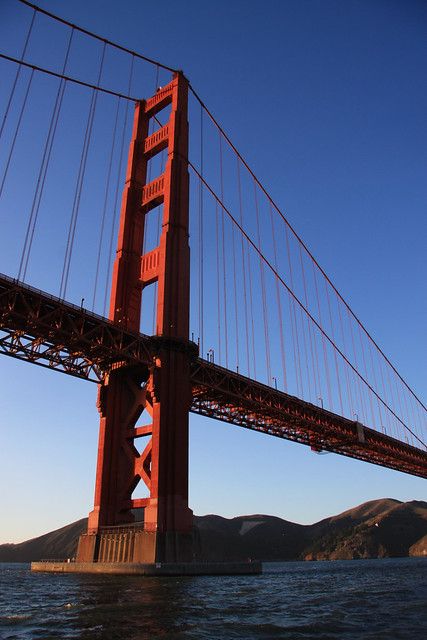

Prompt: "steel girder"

[0,273,154,380]
[1,274,426,479]
[190,359,427,479]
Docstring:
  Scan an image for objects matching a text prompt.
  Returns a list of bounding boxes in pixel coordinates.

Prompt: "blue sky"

[0,0,426,544]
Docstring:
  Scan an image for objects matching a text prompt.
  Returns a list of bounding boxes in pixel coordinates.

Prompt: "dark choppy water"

[0,558,426,639]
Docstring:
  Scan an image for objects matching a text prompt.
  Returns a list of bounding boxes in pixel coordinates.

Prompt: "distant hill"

[0,519,88,563]
[301,499,427,561]
[1,499,426,563]
[194,499,427,562]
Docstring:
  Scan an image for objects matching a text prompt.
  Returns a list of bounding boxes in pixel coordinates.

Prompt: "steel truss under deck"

[190,360,427,479]
[1,273,426,479]
[0,273,153,380]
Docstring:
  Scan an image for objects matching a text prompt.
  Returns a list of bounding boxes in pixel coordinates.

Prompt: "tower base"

[75,528,196,564]
[31,560,261,576]
[31,526,262,575]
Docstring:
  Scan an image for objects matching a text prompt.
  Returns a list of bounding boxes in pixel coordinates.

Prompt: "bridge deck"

[1,273,426,478]
[190,360,427,479]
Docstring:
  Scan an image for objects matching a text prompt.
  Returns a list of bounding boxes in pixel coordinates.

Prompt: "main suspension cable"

[187,158,426,449]
[0,54,138,102]
[18,1,177,73]
[188,84,426,414]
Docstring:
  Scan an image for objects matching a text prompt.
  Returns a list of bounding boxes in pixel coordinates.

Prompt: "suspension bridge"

[1,1,426,569]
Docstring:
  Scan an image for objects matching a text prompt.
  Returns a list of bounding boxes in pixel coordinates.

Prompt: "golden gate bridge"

[0,1,425,570]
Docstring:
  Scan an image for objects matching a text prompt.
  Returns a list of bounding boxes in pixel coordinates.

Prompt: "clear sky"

[0,0,426,544]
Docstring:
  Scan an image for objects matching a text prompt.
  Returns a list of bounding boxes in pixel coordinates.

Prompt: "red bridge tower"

[77,71,196,563]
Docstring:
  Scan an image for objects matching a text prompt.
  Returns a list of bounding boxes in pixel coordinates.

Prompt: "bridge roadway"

[1,272,426,479]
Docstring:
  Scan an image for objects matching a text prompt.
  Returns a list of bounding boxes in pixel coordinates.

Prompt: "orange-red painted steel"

[88,72,194,536]
[1,272,426,481]
[0,272,153,379]
[190,359,427,479]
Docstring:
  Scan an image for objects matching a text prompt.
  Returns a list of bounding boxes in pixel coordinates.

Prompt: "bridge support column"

[77,72,197,565]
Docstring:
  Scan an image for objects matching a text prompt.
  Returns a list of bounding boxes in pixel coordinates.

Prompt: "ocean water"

[0,558,426,639]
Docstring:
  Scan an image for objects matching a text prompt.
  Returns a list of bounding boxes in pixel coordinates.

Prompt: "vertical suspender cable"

[299,244,318,402]
[400,377,413,445]
[285,223,303,397]
[254,179,271,383]
[0,69,34,202]
[313,263,333,411]
[92,94,121,311]
[103,55,135,316]
[198,104,204,355]
[247,234,257,380]
[326,283,344,416]
[19,28,75,282]
[231,219,239,371]
[407,392,421,443]
[413,394,426,442]
[299,296,312,402]
[392,370,406,443]
[337,297,355,418]
[237,158,250,377]
[385,360,398,438]
[293,242,311,400]
[367,336,384,430]
[215,199,222,363]
[60,42,106,299]
[377,348,392,435]
[347,308,367,423]
[219,132,228,368]
[358,323,375,428]
[60,86,96,298]
[270,202,287,392]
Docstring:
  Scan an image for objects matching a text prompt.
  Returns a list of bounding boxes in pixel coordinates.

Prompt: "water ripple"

[0,559,426,639]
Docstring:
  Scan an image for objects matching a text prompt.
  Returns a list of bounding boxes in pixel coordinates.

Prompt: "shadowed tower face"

[77,71,196,564]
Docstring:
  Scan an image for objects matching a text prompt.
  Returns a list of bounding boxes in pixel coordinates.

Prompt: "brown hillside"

[0,519,87,563]
[1,499,426,563]
[307,497,401,539]
[409,534,427,557]
[302,499,427,560]
[194,514,309,561]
